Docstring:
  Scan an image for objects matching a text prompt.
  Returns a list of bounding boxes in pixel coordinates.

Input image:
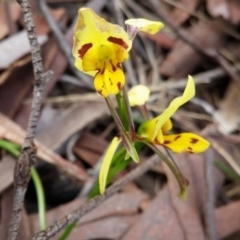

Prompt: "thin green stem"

[116,93,128,130]
[122,86,135,140]
[105,97,126,134]
[147,143,187,199]
[0,139,20,157]
[138,105,150,120]
[0,139,47,230]
[31,167,46,230]
[165,148,186,183]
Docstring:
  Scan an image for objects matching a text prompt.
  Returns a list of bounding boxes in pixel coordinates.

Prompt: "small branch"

[204,149,218,240]
[7,0,52,239]
[30,155,162,240]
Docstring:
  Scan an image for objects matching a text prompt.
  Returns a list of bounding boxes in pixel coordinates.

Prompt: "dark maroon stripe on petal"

[107,37,128,49]
[78,43,93,59]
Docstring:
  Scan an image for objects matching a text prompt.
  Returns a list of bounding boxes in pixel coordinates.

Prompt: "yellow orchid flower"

[138,76,210,153]
[128,85,150,106]
[73,8,164,97]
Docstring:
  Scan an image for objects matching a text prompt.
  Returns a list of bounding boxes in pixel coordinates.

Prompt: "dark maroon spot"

[187,147,193,151]
[174,135,181,141]
[109,78,113,85]
[78,43,93,59]
[110,60,116,71]
[163,140,171,144]
[190,138,199,144]
[117,82,122,90]
[98,90,102,95]
[187,151,194,154]
[107,36,128,49]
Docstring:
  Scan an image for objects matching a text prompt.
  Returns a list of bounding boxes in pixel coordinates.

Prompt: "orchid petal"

[153,76,195,139]
[162,133,210,153]
[99,137,121,195]
[125,18,164,40]
[128,85,150,106]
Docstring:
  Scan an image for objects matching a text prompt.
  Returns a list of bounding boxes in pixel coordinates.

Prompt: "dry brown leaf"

[207,0,240,24]
[36,102,108,151]
[144,32,175,49]
[33,8,65,36]
[122,186,185,240]
[0,113,89,182]
[74,132,109,166]
[30,191,147,238]
[206,0,229,19]
[170,0,200,26]
[160,23,225,78]
[163,151,225,240]
[216,200,240,238]
[0,187,32,239]
[217,81,240,133]
[0,156,15,193]
[0,2,21,40]
[0,31,48,69]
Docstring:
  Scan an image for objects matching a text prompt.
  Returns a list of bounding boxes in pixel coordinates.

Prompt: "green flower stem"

[147,143,188,200]
[116,93,128,130]
[122,86,135,140]
[0,139,47,230]
[138,105,150,120]
[105,97,127,134]
[105,97,139,163]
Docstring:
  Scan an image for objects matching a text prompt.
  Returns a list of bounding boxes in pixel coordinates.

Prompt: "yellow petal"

[128,85,150,106]
[138,76,195,142]
[125,18,164,39]
[107,67,125,95]
[161,133,210,153]
[162,119,173,133]
[94,72,109,97]
[153,76,195,139]
[137,119,157,142]
[81,46,101,73]
[73,8,132,75]
[156,129,164,144]
[99,137,121,195]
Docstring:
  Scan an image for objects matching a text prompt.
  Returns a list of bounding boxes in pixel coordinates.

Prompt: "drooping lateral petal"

[99,137,121,195]
[162,133,210,153]
[94,72,109,97]
[138,76,195,142]
[125,18,164,40]
[153,76,195,139]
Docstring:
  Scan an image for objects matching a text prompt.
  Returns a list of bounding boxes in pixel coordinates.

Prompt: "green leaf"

[214,160,240,181]
[89,142,144,199]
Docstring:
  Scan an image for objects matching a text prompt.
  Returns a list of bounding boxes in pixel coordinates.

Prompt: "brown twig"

[147,0,240,85]
[37,0,92,88]
[204,149,219,240]
[30,155,162,239]
[7,0,53,239]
